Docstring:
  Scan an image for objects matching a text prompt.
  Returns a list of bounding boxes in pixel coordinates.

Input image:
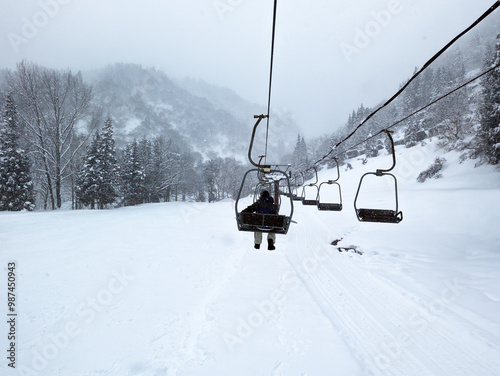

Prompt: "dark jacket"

[242,193,278,215]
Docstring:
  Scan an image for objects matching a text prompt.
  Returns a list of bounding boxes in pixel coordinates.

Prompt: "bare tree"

[8,61,98,209]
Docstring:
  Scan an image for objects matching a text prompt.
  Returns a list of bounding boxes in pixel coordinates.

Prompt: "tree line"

[0,61,252,211]
[2,37,499,211]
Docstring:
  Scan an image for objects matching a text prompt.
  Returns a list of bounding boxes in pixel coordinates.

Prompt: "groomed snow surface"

[1,140,500,376]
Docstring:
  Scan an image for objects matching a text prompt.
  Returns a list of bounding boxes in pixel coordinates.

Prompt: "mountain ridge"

[83,63,300,161]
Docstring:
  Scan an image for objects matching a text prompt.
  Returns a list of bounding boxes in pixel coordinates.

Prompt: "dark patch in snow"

[338,246,363,255]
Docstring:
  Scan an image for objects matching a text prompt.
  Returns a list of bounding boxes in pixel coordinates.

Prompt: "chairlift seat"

[316,159,343,213]
[302,199,319,206]
[237,212,290,234]
[356,209,403,223]
[317,203,343,211]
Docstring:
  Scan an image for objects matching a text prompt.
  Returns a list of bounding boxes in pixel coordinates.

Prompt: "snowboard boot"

[254,243,261,249]
[267,239,275,251]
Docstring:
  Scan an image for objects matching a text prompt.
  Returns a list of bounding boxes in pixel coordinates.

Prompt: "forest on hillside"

[0,28,499,211]
[0,62,261,210]
[288,32,500,180]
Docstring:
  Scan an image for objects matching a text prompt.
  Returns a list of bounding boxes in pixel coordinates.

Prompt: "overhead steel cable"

[264,0,279,165]
[309,0,500,169]
[312,62,500,166]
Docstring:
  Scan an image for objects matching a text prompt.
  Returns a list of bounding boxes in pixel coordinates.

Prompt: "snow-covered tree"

[76,119,118,209]
[479,35,500,164]
[156,138,182,202]
[96,118,119,208]
[203,158,220,202]
[0,94,34,211]
[292,135,310,177]
[121,140,145,206]
[8,61,96,209]
[76,132,101,209]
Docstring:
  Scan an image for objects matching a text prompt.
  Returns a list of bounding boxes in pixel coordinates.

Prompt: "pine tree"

[449,49,466,84]
[292,135,310,177]
[0,94,34,211]
[138,138,153,203]
[479,35,500,165]
[76,132,101,209]
[204,159,220,202]
[97,119,118,208]
[121,140,145,206]
[76,119,119,209]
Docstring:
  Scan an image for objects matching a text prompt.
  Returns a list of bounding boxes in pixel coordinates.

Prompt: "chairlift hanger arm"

[248,115,271,169]
[329,158,340,183]
[309,167,318,186]
[377,130,396,175]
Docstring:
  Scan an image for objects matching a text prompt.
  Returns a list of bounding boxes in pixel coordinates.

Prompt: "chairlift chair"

[236,169,293,234]
[301,168,319,206]
[353,130,403,223]
[316,159,343,211]
[235,115,294,235]
[291,173,304,201]
[301,185,319,205]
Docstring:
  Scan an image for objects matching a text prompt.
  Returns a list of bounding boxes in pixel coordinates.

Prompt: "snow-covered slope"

[1,141,499,375]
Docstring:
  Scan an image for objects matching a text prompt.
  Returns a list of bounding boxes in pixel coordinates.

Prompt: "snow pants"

[254,232,276,245]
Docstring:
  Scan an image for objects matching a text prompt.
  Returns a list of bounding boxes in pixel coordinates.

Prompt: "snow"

[1,141,500,375]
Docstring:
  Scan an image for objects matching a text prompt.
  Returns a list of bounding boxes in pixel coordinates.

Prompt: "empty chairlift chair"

[353,130,403,223]
[301,168,319,206]
[316,159,343,211]
[291,173,305,201]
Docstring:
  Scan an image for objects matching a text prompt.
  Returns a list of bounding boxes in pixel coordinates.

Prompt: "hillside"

[1,140,499,375]
[84,64,300,161]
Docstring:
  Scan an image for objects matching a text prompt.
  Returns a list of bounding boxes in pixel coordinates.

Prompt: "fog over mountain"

[84,63,300,162]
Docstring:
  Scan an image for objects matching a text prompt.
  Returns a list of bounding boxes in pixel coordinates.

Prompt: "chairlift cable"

[309,0,500,168]
[264,0,279,165]
[325,62,500,161]
[236,1,295,237]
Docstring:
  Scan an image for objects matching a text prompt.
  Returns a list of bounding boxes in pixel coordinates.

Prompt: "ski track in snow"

[285,204,500,376]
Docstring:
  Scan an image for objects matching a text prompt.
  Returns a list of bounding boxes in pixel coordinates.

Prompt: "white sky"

[0,0,498,137]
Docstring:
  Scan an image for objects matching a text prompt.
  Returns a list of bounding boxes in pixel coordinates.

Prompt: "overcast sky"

[1,0,498,137]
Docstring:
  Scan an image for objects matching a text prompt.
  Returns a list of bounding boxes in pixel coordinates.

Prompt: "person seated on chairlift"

[242,190,277,251]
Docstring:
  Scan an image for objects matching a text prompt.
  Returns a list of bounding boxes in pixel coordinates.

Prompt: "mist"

[1,0,498,138]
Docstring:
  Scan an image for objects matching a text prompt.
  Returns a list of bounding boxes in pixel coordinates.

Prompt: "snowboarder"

[242,190,277,250]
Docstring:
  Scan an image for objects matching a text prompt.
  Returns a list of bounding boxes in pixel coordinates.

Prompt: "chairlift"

[316,158,343,211]
[353,130,403,223]
[235,115,294,235]
[292,173,305,201]
[301,167,319,206]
